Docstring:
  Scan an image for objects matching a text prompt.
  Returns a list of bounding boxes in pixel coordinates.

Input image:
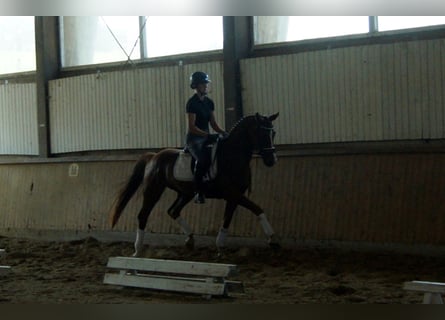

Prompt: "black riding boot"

[194,166,207,204]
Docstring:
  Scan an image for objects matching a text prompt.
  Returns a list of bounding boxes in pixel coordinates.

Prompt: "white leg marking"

[216,227,228,248]
[133,229,145,257]
[175,216,193,236]
[258,213,275,237]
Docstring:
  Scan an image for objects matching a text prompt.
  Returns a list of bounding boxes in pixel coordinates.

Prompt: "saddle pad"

[173,146,219,182]
[173,151,194,182]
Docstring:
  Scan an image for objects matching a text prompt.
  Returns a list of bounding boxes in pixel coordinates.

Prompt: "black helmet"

[190,71,210,89]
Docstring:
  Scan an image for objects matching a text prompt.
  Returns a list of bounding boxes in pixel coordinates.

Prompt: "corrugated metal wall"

[47,37,445,153]
[241,38,445,144]
[0,83,38,155]
[49,61,225,153]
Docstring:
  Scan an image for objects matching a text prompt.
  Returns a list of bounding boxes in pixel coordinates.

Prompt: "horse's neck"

[227,118,255,148]
[219,124,253,165]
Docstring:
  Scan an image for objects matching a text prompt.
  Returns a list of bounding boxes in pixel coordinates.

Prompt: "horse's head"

[253,112,279,167]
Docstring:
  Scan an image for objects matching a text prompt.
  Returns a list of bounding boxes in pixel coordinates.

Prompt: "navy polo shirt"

[186,93,215,134]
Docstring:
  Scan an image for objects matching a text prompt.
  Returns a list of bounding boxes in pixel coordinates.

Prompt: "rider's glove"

[206,133,219,144]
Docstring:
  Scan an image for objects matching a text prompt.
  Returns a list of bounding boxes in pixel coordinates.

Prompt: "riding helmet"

[190,71,211,89]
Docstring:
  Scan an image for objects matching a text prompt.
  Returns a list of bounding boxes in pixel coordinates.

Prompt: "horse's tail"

[110,153,154,228]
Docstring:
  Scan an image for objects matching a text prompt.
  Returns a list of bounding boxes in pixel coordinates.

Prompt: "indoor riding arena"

[1,16,445,303]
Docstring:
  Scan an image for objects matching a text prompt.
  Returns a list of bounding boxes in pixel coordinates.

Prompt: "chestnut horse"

[110,112,280,256]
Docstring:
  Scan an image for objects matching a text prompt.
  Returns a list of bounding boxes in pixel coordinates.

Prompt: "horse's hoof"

[216,247,225,259]
[132,245,145,257]
[269,242,281,252]
[185,235,195,250]
[268,235,281,251]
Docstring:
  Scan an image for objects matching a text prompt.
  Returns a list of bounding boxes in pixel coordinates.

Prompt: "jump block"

[0,266,11,275]
[0,249,11,275]
[403,281,445,304]
[103,256,244,298]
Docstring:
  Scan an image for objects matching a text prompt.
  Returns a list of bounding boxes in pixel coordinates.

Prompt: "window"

[287,16,369,42]
[60,16,223,68]
[143,16,223,58]
[378,16,445,32]
[61,16,141,67]
[255,16,369,45]
[254,16,445,46]
[0,16,36,74]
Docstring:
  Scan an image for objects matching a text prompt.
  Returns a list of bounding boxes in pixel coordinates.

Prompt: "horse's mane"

[227,115,256,135]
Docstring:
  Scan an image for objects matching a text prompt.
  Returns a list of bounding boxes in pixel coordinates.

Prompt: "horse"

[110,112,280,257]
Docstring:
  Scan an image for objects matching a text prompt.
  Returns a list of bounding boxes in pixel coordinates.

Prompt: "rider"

[185,71,226,204]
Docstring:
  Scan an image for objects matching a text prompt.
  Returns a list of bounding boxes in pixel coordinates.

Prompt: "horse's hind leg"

[167,193,194,249]
[133,185,165,257]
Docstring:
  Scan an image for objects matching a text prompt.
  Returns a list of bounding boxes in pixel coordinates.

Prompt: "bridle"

[257,124,276,156]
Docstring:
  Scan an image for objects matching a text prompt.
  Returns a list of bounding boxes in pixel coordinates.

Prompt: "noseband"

[257,125,276,156]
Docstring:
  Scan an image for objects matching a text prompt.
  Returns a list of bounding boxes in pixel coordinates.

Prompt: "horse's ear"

[255,112,261,121]
[268,112,279,121]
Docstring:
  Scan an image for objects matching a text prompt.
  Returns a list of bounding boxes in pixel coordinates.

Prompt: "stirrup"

[194,192,205,204]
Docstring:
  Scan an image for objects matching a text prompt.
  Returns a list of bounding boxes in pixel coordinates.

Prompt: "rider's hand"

[206,133,219,144]
[219,131,229,139]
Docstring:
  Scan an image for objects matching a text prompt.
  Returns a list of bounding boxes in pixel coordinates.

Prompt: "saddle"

[173,142,219,182]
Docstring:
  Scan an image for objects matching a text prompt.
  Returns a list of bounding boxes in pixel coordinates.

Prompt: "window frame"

[0,16,37,83]
[58,16,225,73]
[0,16,37,76]
[251,16,445,59]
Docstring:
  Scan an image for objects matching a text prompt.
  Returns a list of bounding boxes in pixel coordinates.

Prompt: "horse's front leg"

[215,201,238,252]
[237,195,281,250]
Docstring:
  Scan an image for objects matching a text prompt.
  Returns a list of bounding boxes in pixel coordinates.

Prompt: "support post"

[369,16,379,33]
[35,16,60,158]
[222,16,253,130]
